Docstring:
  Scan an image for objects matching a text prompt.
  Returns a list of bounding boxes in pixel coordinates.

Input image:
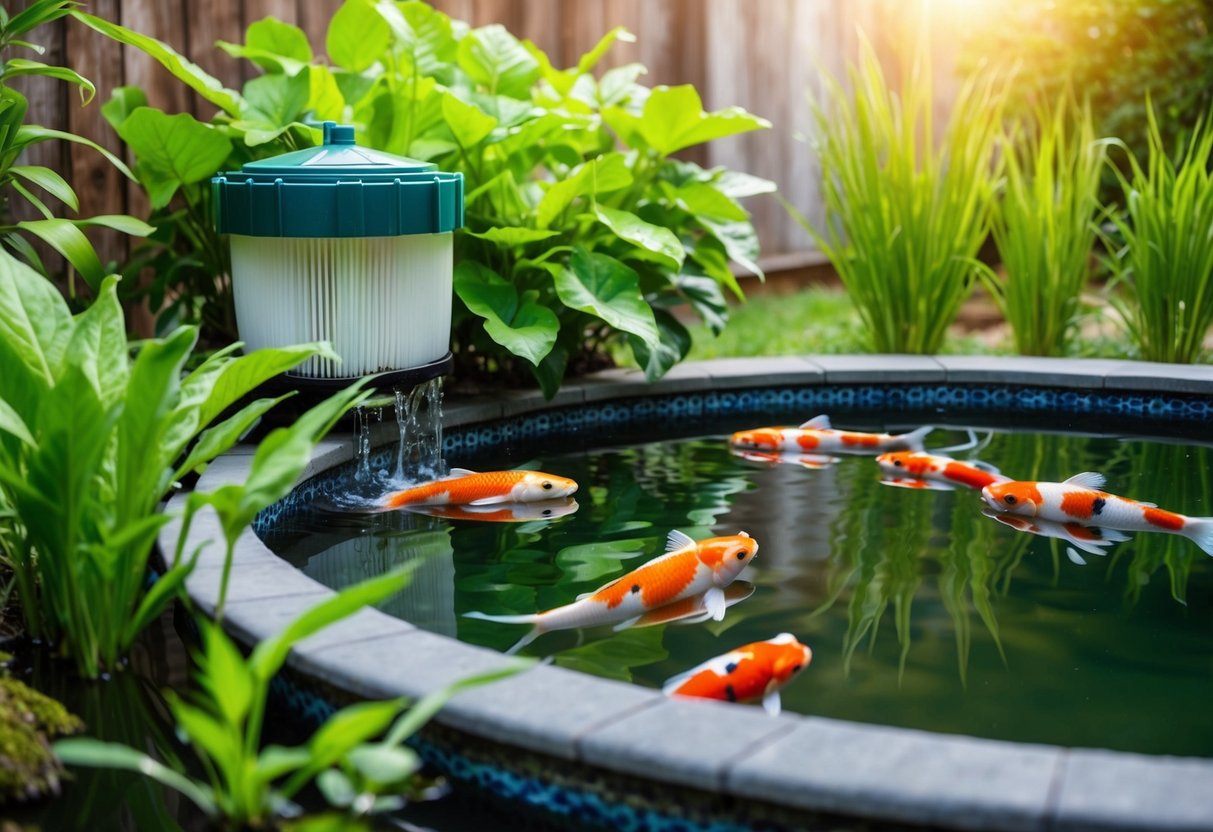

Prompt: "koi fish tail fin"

[900,425,934,451]
[463,611,543,655]
[1183,518,1213,557]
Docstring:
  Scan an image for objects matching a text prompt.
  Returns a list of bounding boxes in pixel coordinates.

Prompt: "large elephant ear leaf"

[629,308,691,382]
[455,262,558,366]
[553,248,660,349]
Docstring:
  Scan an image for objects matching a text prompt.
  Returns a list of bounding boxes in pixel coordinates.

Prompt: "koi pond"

[260,413,1213,760]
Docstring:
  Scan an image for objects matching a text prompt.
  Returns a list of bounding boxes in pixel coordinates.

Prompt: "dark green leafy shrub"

[77,3,774,394]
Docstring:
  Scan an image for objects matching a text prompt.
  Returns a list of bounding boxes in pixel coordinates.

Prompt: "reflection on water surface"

[264,426,1213,758]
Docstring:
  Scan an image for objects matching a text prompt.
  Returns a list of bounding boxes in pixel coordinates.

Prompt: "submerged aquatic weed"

[794,29,1006,354]
[1104,106,1213,364]
[979,95,1110,356]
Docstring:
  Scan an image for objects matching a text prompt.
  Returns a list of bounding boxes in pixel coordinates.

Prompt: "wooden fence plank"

[186,0,244,109]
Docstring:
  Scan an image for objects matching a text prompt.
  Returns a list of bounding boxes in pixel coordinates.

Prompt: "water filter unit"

[212,122,464,387]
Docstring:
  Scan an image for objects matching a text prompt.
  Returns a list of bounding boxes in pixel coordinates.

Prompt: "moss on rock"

[0,677,82,803]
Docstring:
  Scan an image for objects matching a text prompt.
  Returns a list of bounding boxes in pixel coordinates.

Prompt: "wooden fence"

[14,0,957,271]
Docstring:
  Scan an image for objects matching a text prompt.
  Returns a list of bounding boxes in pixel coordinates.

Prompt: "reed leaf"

[1104,106,1213,364]
[982,95,1109,356]
[798,31,1006,354]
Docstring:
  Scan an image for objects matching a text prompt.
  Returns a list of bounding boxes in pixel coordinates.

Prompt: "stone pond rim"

[161,355,1213,832]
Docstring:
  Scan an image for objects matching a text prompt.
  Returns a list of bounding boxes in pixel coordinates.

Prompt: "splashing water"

[338,377,446,510]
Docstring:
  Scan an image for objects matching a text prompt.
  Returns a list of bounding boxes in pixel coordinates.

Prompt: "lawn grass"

[683,286,1003,360]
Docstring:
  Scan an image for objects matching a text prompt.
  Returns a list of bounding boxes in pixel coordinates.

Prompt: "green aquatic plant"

[1104,106,1213,364]
[0,248,352,677]
[978,95,1109,356]
[794,30,1006,354]
[56,566,530,826]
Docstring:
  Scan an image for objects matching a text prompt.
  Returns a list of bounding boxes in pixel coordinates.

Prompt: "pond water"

[264,417,1213,759]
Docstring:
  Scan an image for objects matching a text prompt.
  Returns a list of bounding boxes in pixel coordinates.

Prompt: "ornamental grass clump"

[979,95,1109,356]
[1105,107,1213,364]
[798,34,1006,354]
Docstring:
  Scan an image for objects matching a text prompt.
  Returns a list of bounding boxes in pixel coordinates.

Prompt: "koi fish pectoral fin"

[503,628,542,656]
[467,495,511,506]
[704,587,727,621]
[762,689,782,716]
[1066,547,1087,566]
[612,615,643,632]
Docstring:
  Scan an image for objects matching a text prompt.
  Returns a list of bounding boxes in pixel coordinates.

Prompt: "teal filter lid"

[212,122,463,238]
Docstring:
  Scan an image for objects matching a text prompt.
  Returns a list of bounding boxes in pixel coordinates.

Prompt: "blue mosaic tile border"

[254,382,1213,532]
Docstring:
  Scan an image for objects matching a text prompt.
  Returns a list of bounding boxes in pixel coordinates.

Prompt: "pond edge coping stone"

[162,355,1213,832]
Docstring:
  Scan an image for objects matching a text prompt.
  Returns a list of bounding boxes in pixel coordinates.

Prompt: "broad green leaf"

[315,768,356,808]
[715,169,777,199]
[307,65,346,121]
[169,697,242,779]
[554,249,660,348]
[673,272,728,334]
[71,12,242,116]
[197,620,255,726]
[699,217,763,279]
[598,63,646,107]
[115,109,232,209]
[441,93,497,148]
[465,227,558,246]
[236,72,312,145]
[345,745,419,785]
[454,262,558,366]
[382,0,457,79]
[0,398,33,446]
[124,549,194,647]
[66,275,128,406]
[630,308,691,382]
[15,219,104,290]
[248,564,415,681]
[100,86,148,131]
[667,181,748,222]
[9,165,77,211]
[0,248,72,386]
[532,342,569,401]
[306,699,404,771]
[253,745,311,786]
[71,214,156,237]
[217,17,312,75]
[691,239,745,300]
[595,206,684,270]
[53,739,218,817]
[640,85,770,156]
[536,154,632,229]
[327,0,390,72]
[456,24,539,99]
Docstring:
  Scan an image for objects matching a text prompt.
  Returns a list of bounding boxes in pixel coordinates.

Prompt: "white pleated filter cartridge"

[213,122,463,381]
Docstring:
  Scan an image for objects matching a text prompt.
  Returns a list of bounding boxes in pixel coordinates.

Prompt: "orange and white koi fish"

[402,498,579,523]
[730,415,933,455]
[662,633,812,716]
[730,448,842,469]
[381,468,578,510]
[980,506,1129,562]
[982,472,1213,556]
[465,530,759,654]
[630,582,755,629]
[876,451,1010,491]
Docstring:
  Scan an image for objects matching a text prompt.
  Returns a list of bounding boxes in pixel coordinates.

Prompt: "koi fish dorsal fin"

[666,529,696,552]
[1063,472,1107,490]
[799,415,831,430]
[446,467,477,478]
